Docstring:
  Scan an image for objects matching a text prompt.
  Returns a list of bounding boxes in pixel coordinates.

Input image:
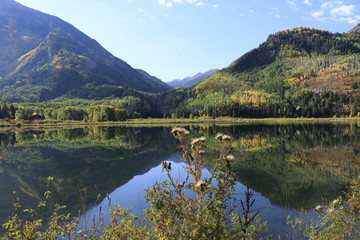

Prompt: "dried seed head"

[314,205,322,212]
[195,180,206,188]
[171,127,189,137]
[191,138,201,145]
[225,155,235,162]
[161,161,168,170]
[215,133,224,140]
[175,182,184,189]
[222,135,231,141]
[191,136,206,146]
[215,133,231,141]
[198,150,206,155]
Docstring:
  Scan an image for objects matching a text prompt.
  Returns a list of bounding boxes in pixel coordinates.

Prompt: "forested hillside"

[171,27,360,119]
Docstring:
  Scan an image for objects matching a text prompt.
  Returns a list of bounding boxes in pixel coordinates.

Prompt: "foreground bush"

[101,128,268,239]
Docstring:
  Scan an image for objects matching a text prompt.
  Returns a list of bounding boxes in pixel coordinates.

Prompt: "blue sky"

[15,0,360,82]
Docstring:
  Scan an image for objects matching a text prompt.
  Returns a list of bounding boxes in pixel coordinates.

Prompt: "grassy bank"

[0,116,359,130]
[124,116,360,125]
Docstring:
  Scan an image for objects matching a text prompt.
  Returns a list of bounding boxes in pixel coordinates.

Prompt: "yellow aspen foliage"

[231,90,274,108]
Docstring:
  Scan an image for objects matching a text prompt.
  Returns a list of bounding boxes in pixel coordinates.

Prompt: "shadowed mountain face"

[0,0,170,102]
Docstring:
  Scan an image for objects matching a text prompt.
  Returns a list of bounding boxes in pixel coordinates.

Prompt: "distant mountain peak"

[168,69,220,88]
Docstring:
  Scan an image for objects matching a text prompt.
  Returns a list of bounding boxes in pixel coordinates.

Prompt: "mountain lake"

[0,123,359,238]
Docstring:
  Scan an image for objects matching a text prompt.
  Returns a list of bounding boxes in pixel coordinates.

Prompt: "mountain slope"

[0,0,169,102]
[136,69,171,90]
[168,69,219,88]
[348,23,360,33]
[226,28,360,73]
[169,26,360,119]
[196,27,360,93]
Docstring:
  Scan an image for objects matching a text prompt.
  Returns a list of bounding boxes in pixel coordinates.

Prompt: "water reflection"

[0,124,359,236]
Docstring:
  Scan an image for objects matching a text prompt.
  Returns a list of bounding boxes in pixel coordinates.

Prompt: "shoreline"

[0,117,359,130]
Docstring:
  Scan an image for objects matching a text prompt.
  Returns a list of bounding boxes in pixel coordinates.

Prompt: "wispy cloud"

[311,10,324,18]
[269,8,283,19]
[158,0,174,7]
[268,5,284,19]
[309,1,359,24]
[157,0,219,8]
[158,0,166,5]
[330,5,356,17]
[287,0,299,10]
[303,0,312,7]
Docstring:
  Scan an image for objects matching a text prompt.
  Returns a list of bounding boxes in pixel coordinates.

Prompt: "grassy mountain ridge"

[0,0,170,102]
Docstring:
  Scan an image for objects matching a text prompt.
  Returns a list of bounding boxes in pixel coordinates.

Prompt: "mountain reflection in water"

[0,124,359,236]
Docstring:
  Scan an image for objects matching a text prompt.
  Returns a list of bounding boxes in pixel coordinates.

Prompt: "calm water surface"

[0,124,359,237]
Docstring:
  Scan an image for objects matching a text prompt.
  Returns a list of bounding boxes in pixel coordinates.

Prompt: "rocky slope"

[0,0,170,102]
